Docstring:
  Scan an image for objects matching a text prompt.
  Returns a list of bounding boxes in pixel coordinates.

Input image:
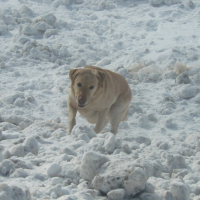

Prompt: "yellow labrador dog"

[68,66,132,134]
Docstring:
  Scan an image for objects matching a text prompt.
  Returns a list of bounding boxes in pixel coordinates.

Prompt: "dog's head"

[69,68,105,108]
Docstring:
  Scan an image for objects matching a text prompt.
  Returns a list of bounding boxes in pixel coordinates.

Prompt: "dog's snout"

[78,96,86,105]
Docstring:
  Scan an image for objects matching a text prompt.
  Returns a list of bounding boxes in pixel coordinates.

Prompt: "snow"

[0,0,200,199]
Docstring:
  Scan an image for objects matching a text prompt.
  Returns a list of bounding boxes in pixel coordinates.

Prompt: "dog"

[67,66,132,134]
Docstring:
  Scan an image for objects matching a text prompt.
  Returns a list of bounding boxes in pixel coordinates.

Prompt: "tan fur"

[68,66,132,134]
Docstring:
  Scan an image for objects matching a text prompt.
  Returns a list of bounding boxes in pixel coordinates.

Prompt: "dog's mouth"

[78,104,86,108]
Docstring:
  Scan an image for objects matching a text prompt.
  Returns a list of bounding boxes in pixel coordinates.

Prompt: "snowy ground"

[0,0,200,199]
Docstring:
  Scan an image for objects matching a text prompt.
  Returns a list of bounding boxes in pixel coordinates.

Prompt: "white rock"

[187,0,195,7]
[53,128,66,138]
[2,15,15,25]
[9,144,25,157]
[78,133,90,143]
[47,163,62,177]
[44,29,57,38]
[59,46,69,57]
[138,72,148,82]
[72,125,96,139]
[42,13,57,26]
[23,136,39,155]
[122,143,132,154]
[103,133,116,154]
[166,155,188,175]
[148,73,160,82]
[170,181,190,200]
[144,182,155,193]
[92,159,147,197]
[60,147,77,156]
[135,136,151,145]
[19,121,28,130]
[0,25,8,35]
[171,0,181,4]
[22,24,38,35]
[0,183,31,200]
[164,0,172,5]
[0,130,2,141]
[75,0,84,4]
[35,21,52,32]
[149,0,164,6]
[51,177,63,185]
[140,193,162,200]
[165,117,177,129]
[117,67,128,77]
[80,151,109,181]
[0,159,15,175]
[163,191,176,200]
[20,5,34,17]
[0,146,4,162]
[138,115,149,128]
[176,73,191,84]
[107,189,125,200]
[164,71,177,79]
[11,168,29,178]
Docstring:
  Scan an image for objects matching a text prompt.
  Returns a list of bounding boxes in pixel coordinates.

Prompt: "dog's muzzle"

[78,96,86,108]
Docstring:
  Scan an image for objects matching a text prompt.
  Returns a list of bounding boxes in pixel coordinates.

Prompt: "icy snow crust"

[0,0,200,199]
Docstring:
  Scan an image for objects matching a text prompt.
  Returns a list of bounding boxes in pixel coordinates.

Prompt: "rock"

[138,115,149,128]
[149,0,164,6]
[187,0,195,7]
[42,13,57,26]
[135,136,151,145]
[10,168,29,178]
[0,129,2,140]
[178,85,199,99]
[103,133,116,154]
[122,143,132,154]
[20,5,34,17]
[44,29,57,38]
[92,159,147,197]
[170,181,190,200]
[166,155,189,175]
[60,147,77,156]
[34,21,52,32]
[140,193,162,200]
[176,73,191,84]
[0,183,31,200]
[47,163,62,177]
[148,73,160,82]
[164,71,177,79]
[53,128,66,138]
[0,159,15,175]
[107,189,125,200]
[9,144,25,157]
[163,191,176,200]
[23,136,39,155]
[72,125,96,139]
[22,24,38,35]
[51,177,63,185]
[0,25,8,35]
[80,151,109,181]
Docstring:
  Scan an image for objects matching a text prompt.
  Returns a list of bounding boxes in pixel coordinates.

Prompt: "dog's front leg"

[93,108,109,133]
[68,103,77,133]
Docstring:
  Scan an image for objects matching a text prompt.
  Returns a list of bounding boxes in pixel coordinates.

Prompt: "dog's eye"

[89,86,94,90]
[77,83,82,87]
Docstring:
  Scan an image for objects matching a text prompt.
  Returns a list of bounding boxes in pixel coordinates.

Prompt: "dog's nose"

[78,96,86,105]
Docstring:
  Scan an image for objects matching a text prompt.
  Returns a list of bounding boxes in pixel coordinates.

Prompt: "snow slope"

[0,0,200,199]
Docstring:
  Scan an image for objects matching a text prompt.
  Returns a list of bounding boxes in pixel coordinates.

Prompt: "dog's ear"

[93,70,105,87]
[69,69,80,85]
